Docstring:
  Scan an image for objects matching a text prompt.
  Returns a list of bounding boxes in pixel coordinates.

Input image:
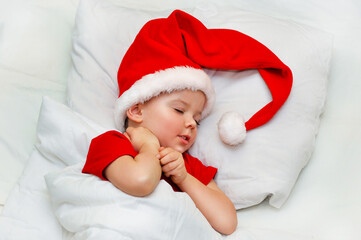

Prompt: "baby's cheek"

[162,116,181,132]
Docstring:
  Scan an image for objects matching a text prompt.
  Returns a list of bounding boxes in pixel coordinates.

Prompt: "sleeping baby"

[82,9,292,235]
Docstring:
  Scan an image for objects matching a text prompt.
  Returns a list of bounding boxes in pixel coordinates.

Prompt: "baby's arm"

[159,148,237,235]
[179,177,237,235]
[104,127,162,197]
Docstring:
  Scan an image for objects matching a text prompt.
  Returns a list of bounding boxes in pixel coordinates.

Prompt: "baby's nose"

[185,117,197,129]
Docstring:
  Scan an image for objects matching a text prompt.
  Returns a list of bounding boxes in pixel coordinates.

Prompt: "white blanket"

[46,163,220,240]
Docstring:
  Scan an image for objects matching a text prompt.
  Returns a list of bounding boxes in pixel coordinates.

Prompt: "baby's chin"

[161,144,189,154]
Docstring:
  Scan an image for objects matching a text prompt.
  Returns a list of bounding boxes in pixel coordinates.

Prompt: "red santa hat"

[114,10,293,146]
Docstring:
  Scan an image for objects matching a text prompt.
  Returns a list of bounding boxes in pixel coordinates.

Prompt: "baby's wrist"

[174,172,189,188]
[139,142,160,155]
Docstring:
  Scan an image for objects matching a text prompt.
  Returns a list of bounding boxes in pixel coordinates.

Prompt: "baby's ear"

[126,104,143,123]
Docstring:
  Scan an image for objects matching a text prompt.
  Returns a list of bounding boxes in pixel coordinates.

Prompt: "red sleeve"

[183,153,217,186]
[82,130,137,180]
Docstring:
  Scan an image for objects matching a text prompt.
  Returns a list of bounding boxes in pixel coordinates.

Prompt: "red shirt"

[82,130,217,192]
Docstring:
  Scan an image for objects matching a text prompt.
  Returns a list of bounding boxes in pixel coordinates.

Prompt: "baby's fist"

[126,127,160,152]
[159,147,188,185]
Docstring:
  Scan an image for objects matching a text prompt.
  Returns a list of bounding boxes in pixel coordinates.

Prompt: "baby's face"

[140,90,206,153]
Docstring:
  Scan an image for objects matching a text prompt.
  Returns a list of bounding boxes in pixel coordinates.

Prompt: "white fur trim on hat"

[218,111,247,145]
[114,66,215,131]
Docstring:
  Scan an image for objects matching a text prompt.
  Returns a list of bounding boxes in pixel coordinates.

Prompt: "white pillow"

[36,97,107,167]
[67,0,333,209]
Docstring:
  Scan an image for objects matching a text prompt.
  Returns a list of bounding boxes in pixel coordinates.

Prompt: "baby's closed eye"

[174,108,184,114]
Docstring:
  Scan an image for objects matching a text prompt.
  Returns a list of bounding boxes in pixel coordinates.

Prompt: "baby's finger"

[159,153,175,166]
[161,160,179,173]
[158,147,173,158]
[163,171,171,178]
[165,165,185,182]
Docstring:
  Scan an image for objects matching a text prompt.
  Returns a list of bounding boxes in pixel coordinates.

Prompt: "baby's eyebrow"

[170,98,189,107]
[178,99,190,106]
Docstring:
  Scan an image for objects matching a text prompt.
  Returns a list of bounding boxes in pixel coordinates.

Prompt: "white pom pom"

[217,111,246,145]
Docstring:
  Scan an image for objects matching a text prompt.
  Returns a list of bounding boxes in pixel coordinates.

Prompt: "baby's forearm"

[132,143,162,193]
[177,175,237,235]
[104,142,161,197]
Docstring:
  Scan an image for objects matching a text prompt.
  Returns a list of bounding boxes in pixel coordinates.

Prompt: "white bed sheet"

[0,0,360,239]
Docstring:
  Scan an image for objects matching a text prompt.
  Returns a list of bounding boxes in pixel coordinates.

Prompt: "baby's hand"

[159,147,188,185]
[125,127,160,152]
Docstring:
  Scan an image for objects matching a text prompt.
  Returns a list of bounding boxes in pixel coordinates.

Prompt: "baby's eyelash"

[174,108,200,126]
[174,108,184,113]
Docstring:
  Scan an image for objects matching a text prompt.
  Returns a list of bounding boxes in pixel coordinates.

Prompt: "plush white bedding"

[0,0,360,239]
[66,0,333,211]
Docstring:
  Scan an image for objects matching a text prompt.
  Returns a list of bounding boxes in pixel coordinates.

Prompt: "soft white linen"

[0,0,76,206]
[0,97,312,239]
[228,1,361,239]
[0,0,360,239]
[67,0,332,210]
[46,163,219,240]
[45,163,313,240]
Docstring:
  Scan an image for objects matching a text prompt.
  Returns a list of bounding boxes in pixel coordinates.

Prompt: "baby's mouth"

[178,135,190,144]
